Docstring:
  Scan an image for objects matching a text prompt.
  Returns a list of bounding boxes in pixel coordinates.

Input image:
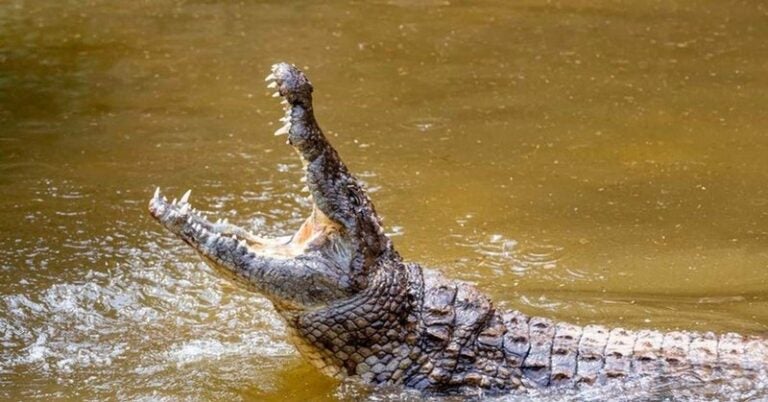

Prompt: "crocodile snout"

[265,62,313,108]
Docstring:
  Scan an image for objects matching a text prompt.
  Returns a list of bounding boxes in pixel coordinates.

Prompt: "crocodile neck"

[289,260,424,381]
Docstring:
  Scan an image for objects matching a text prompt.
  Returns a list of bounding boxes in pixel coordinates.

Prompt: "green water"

[1,0,767,400]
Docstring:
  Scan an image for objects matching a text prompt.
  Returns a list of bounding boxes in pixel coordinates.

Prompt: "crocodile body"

[148,63,767,395]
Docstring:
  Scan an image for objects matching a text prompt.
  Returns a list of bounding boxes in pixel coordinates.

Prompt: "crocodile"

[148,63,767,396]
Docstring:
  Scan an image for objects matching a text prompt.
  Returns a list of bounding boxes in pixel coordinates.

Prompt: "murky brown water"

[2,0,768,400]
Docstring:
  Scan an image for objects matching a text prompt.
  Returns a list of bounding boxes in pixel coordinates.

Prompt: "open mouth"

[147,63,339,264]
[149,62,392,304]
[147,184,338,261]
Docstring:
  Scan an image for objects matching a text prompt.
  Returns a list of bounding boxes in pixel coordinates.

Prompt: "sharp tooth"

[280,99,288,105]
[301,186,309,193]
[233,234,238,241]
[180,189,191,204]
[279,115,290,123]
[264,73,276,82]
[299,176,306,182]
[274,124,290,136]
[216,218,222,224]
[162,196,168,203]
[180,203,190,214]
[267,81,277,89]
[187,216,193,223]
[223,218,228,225]
[154,187,160,199]
[272,91,281,98]
[172,198,177,206]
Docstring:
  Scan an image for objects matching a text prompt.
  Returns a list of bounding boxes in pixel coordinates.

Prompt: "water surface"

[1,0,767,400]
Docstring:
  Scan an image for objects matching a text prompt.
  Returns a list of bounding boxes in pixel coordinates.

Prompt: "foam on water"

[0,238,296,399]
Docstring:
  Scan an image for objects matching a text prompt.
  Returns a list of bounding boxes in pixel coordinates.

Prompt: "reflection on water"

[1,0,768,400]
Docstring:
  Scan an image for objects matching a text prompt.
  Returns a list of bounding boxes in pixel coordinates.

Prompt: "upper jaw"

[265,62,313,109]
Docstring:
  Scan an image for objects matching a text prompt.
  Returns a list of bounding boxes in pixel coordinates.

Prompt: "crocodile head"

[148,63,397,316]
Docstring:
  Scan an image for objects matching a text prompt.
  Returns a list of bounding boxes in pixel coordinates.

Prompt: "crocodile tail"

[498,311,768,387]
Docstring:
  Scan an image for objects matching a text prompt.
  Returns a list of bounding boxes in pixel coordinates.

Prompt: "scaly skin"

[148,63,767,395]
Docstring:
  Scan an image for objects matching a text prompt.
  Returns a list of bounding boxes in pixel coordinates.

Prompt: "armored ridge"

[148,63,767,395]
